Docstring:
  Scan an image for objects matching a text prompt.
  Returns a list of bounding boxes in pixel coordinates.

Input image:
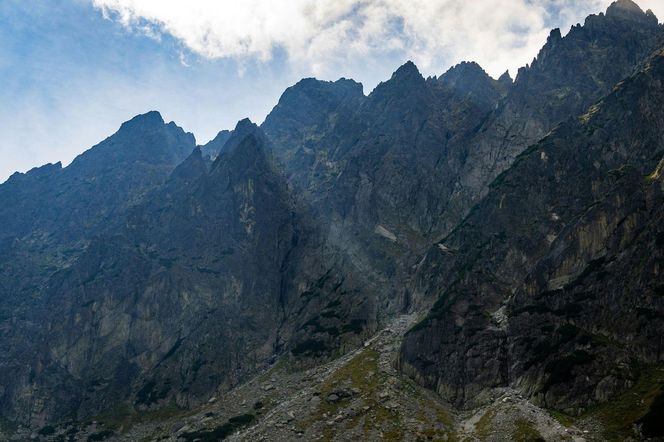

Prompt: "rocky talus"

[0,315,595,441]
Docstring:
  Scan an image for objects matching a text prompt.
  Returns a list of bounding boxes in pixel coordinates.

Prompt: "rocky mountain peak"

[118,110,164,131]
[547,28,562,44]
[5,161,62,185]
[262,77,364,142]
[498,70,513,85]
[285,77,364,100]
[440,61,487,81]
[229,118,265,150]
[68,112,195,173]
[514,1,661,91]
[332,77,364,95]
[202,121,267,162]
[210,129,231,143]
[435,60,508,106]
[225,132,266,166]
[389,60,424,84]
[368,60,427,108]
[439,61,499,93]
[234,117,258,133]
[201,129,232,159]
[606,0,658,24]
[115,111,195,148]
[267,77,364,118]
[209,119,271,176]
[169,146,208,184]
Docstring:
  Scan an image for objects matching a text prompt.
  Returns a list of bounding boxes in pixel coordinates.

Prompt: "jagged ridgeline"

[1,0,663,440]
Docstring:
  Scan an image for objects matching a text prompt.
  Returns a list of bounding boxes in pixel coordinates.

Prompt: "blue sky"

[0,0,307,182]
[1,0,662,182]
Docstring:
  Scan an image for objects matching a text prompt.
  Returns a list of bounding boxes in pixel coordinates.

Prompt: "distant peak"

[293,77,321,88]
[285,76,364,98]
[129,110,164,124]
[369,60,426,101]
[234,118,259,134]
[439,61,496,91]
[200,130,232,159]
[218,118,268,158]
[498,70,513,84]
[119,111,165,132]
[177,145,204,167]
[5,162,62,184]
[333,78,365,97]
[391,60,422,81]
[441,61,488,79]
[609,0,643,13]
[334,77,363,89]
[170,146,207,183]
[211,130,270,177]
[436,60,506,102]
[210,129,231,143]
[548,28,562,42]
[606,0,658,24]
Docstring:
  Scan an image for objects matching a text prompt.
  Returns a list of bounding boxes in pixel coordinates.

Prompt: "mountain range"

[1,1,663,441]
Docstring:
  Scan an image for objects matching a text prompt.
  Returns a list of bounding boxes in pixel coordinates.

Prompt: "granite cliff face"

[263,1,662,244]
[0,119,381,428]
[399,42,664,412]
[0,112,194,311]
[0,113,197,426]
[39,122,297,420]
[1,1,663,440]
[259,3,662,324]
[0,114,195,423]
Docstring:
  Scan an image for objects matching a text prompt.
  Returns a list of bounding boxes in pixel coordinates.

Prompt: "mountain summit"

[606,0,658,24]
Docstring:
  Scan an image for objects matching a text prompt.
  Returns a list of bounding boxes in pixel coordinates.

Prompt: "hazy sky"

[1,0,663,182]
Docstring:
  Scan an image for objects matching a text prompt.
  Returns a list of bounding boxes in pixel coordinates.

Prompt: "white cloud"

[90,0,663,79]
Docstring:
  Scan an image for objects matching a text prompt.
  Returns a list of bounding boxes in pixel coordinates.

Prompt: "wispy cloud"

[91,0,663,78]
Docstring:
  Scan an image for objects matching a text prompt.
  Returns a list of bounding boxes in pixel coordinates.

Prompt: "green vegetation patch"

[511,418,545,442]
[319,349,380,410]
[312,349,384,440]
[475,408,497,441]
[92,402,184,432]
[549,409,575,428]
